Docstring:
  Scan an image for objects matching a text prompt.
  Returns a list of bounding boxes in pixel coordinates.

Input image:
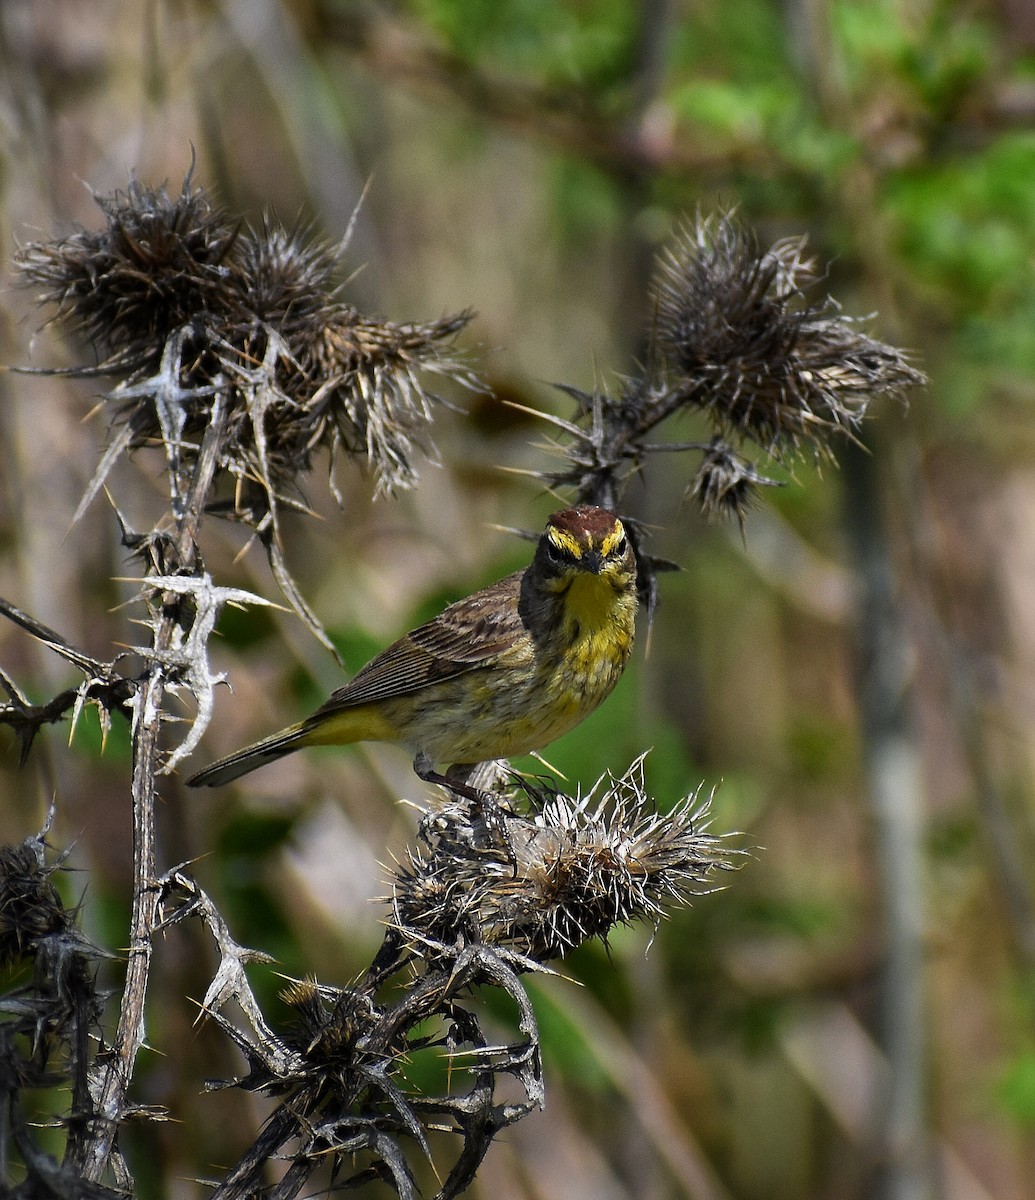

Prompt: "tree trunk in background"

[843,438,931,1200]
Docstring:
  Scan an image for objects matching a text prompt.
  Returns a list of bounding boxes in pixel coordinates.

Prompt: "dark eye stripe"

[546,539,575,562]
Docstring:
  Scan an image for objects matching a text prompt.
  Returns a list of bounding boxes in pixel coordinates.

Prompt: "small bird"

[186,505,637,790]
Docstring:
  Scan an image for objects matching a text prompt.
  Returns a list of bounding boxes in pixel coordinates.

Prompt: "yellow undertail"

[185,704,400,788]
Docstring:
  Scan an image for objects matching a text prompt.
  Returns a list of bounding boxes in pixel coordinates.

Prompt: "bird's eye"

[546,539,568,564]
[614,535,628,557]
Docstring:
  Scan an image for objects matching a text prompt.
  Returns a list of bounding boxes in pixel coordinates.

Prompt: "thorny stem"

[212,1107,299,1200]
[209,967,452,1200]
[79,394,228,1183]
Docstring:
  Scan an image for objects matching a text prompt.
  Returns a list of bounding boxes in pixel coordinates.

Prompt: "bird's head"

[535,505,637,594]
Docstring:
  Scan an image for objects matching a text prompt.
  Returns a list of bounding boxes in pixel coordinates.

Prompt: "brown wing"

[310,570,526,716]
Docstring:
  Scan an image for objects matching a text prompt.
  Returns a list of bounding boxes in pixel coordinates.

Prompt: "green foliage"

[212,593,280,650]
[997,1049,1035,1126]
[214,809,305,995]
[668,78,796,145]
[406,0,638,89]
[832,0,994,115]
[785,710,856,783]
[664,0,863,176]
[67,701,133,762]
[526,977,613,1089]
[883,131,1035,412]
[884,134,1035,311]
[669,0,790,83]
[550,156,625,241]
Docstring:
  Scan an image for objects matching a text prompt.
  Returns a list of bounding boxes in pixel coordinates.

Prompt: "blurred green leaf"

[551,156,624,241]
[213,594,279,650]
[66,701,132,762]
[527,977,612,1089]
[669,0,789,80]
[216,809,297,859]
[406,0,637,88]
[998,1050,1035,1126]
[833,0,993,114]
[669,79,793,145]
[885,132,1035,413]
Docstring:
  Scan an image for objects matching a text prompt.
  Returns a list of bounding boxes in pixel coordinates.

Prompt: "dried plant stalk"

[149,761,735,1199]
[4,170,481,1191]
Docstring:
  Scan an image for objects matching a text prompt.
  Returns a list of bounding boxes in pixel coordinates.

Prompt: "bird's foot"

[413,756,519,873]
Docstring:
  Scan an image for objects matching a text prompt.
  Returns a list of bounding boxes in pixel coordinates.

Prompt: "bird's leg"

[413,755,519,872]
[413,753,490,806]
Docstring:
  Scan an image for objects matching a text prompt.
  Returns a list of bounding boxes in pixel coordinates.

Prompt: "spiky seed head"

[15,172,476,517]
[390,758,738,963]
[0,841,67,966]
[281,978,376,1067]
[691,438,783,528]
[650,212,926,458]
[15,171,477,647]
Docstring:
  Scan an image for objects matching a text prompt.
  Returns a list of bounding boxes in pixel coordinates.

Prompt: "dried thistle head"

[690,437,782,528]
[392,757,736,963]
[234,218,341,333]
[311,308,474,495]
[281,977,378,1072]
[16,170,476,519]
[15,171,476,651]
[525,210,924,549]
[0,840,67,967]
[392,846,478,947]
[488,764,734,959]
[17,178,239,378]
[650,212,925,458]
[0,824,104,1178]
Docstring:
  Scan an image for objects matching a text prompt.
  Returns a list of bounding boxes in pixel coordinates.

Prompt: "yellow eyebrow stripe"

[548,518,624,558]
[599,522,625,555]
[548,528,585,557]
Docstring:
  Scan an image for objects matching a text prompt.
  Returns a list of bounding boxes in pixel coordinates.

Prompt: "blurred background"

[1,1,1034,1197]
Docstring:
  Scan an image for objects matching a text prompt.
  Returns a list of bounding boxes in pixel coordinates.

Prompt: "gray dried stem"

[139,762,733,1199]
[3,170,478,1191]
[77,397,227,1184]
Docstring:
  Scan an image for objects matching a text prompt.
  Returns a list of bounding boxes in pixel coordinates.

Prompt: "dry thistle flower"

[16,179,239,378]
[535,211,925,537]
[0,826,107,1193]
[280,977,379,1070]
[180,855,543,1199]
[393,756,736,962]
[651,213,925,457]
[0,840,67,966]
[16,170,476,521]
[15,170,476,653]
[691,436,782,528]
[198,758,727,1199]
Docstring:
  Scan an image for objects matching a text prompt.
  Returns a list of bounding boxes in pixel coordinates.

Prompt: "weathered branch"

[77,395,228,1183]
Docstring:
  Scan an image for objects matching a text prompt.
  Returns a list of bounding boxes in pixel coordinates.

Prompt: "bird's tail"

[185,724,308,788]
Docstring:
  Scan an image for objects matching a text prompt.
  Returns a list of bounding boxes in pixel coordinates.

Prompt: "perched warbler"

[186,505,637,790]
